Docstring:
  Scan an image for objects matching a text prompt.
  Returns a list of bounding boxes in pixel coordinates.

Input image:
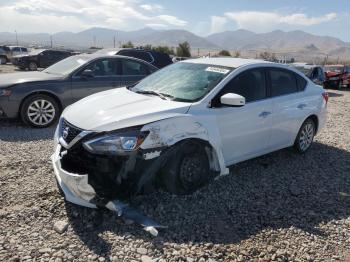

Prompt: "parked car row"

[290,63,350,90]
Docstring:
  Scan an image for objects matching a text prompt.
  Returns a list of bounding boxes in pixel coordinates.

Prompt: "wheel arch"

[19,91,63,114]
[168,138,222,173]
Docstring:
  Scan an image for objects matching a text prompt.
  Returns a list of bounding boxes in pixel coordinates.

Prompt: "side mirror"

[81,69,94,78]
[220,93,245,107]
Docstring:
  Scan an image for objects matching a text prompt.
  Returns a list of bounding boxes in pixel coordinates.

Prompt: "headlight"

[0,89,12,97]
[83,129,148,155]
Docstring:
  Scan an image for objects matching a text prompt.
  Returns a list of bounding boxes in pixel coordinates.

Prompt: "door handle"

[259,111,271,118]
[297,103,307,109]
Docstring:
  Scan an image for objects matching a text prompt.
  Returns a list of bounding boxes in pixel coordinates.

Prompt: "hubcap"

[299,123,314,151]
[179,155,204,189]
[27,99,55,126]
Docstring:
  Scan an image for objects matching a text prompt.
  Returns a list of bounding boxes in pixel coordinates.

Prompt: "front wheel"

[160,141,215,195]
[294,118,316,153]
[20,94,60,128]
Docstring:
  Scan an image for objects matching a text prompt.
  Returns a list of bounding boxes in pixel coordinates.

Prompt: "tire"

[294,118,316,154]
[28,61,38,71]
[160,140,215,195]
[20,94,60,128]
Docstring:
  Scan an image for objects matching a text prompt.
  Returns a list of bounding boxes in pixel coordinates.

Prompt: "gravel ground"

[0,64,350,261]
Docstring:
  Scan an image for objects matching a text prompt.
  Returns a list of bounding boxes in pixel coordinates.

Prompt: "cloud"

[140,4,163,12]
[156,15,187,26]
[224,11,337,32]
[0,0,187,33]
[210,16,227,34]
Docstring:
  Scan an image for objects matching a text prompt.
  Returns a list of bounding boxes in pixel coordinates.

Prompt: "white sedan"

[52,58,328,208]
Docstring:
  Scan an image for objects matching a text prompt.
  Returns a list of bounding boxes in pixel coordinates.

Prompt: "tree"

[176,42,191,57]
[142,44,153,50]
[122,41,134,48]
[218,50,231,57]
[152,45,175,55]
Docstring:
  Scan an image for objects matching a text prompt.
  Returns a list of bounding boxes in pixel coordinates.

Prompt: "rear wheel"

[294,118,316,153]
[20,94,60,128]
[28,61,38,71]
[161,141,215,195]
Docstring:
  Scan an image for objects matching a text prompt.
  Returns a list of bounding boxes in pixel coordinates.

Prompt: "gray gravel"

[0,64,349,261]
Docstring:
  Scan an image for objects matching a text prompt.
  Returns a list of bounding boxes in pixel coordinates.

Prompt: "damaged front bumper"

[52,144,166,235]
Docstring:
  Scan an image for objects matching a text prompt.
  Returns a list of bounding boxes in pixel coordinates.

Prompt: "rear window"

[269,69,298,97]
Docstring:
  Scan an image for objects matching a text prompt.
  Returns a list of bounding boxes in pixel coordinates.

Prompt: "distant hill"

[0,27,349,61]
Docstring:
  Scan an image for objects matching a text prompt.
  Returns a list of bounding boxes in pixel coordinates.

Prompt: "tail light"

[322,92,329,104]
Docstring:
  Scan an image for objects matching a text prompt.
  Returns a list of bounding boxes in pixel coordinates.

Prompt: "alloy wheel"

[27,99,56,126]
[299,122,314,152]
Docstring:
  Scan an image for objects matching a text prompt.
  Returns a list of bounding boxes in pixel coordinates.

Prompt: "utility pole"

[15,30,18,45]
[113,35,116,48]
[50,35,53,48]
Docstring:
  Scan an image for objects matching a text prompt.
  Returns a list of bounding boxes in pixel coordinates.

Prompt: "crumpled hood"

[0,72,64,89]
[62,88,191,131]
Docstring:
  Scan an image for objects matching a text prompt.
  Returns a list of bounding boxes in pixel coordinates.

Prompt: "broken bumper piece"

[51,145,166,236]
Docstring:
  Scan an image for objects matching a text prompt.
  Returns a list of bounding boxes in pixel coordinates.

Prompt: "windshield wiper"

[135,90,174,100]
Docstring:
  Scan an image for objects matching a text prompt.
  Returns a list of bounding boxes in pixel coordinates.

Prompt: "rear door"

[70,57,122,102]
[268,68,309,149]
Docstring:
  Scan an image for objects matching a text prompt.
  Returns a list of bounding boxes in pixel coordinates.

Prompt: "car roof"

[181,57,271,68]
[72,53,158,68]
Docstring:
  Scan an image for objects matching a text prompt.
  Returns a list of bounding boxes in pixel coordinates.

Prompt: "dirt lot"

[0,64,349,261]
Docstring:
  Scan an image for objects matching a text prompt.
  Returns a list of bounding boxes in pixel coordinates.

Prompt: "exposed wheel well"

[19,92,63,114]
[169,138,221,173]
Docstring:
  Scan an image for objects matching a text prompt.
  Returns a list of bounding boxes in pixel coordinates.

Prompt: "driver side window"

[217,68,267,104]
[82,59,118,76]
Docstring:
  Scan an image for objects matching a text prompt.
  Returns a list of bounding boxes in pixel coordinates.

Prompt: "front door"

[71,58,121,102]
[213,68,273,164]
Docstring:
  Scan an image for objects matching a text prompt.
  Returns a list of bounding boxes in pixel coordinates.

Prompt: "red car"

[324,65,350,89]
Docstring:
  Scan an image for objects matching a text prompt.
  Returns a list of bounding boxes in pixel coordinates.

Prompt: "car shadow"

[65,142,350,256]
[0,119,55,141]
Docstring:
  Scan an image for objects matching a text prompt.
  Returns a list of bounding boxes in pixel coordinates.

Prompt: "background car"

[290,64,325,86]
[0,54,158,127]
[0,45,11,64]
[97,48,173,69]
[12,49,72,71]
[8,46,29,61]
[324,65,350,89]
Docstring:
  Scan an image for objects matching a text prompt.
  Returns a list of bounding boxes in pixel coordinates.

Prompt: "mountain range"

[1,27,349,62]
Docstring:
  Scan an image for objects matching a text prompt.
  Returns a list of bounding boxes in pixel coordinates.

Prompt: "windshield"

[43,56,89,75]
[131,62,233,102]
[325,66,343,73]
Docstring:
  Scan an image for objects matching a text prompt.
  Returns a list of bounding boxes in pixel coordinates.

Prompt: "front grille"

[60,118,84,144]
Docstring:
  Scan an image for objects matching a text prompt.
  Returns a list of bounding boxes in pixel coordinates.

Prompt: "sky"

[0,0,349,41]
